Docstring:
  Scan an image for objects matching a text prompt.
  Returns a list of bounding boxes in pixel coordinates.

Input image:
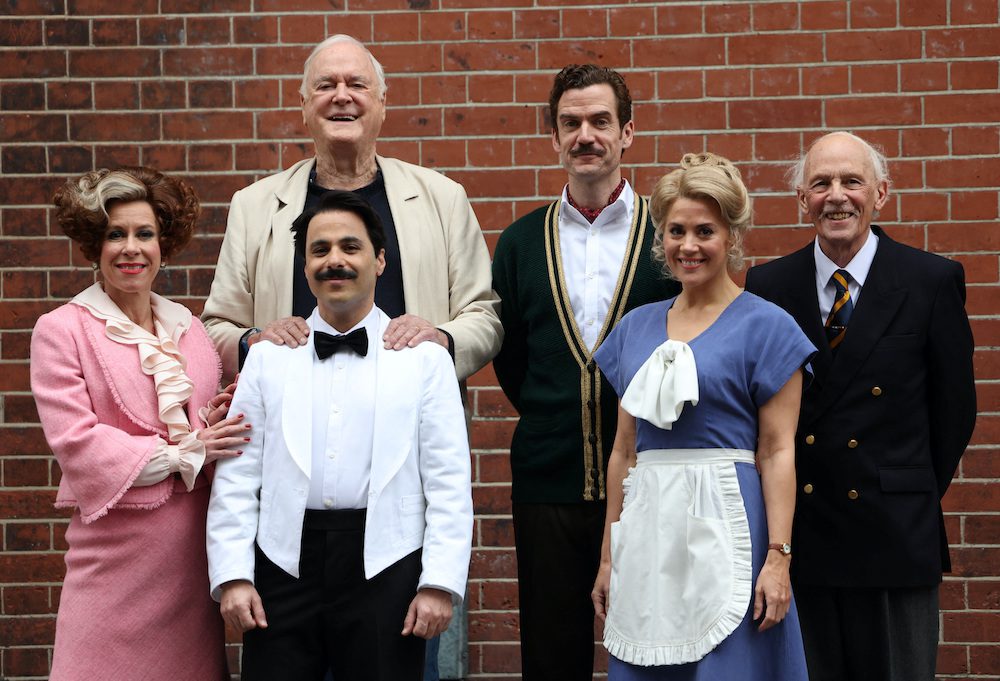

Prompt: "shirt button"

[587,319,595,326]
[803,483,814,494]
[323,498,333,508]
[848,439,859,449]
[871,386,882,397]
[805,435,815,445]
[847,489,859,500]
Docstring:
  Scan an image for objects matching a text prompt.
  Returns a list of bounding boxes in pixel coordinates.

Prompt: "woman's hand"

[592,560,612,622]
[196,412,250,464]
[203,379,238,426]
[753,551,792,631]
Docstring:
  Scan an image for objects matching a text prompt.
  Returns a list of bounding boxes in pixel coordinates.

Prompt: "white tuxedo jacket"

[201,155,501,382]
[206,310,473,601]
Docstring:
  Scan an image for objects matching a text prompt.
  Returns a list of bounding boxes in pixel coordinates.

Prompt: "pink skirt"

[50,477,228,681]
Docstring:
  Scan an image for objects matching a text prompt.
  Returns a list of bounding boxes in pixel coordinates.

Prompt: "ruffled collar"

[72,283,195,441]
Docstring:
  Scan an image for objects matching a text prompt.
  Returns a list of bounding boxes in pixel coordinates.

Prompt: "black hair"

[291,190,386,260]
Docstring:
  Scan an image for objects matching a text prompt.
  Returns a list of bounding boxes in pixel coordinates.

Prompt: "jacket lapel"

[379,156,423,314]
[369,309,417,495]
[807,229,906,421]
[280,335,315,479]
[265,159,313,319]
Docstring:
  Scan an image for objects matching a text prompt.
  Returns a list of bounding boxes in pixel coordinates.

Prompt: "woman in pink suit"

[31,167,244,680]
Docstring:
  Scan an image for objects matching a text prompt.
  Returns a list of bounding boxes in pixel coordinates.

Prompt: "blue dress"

[594,292,815,681]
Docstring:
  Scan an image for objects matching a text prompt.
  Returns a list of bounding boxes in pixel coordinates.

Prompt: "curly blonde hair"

[648,153,751,279]
[53,167,200,263]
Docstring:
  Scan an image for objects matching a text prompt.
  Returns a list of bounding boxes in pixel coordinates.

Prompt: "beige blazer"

[202,156,502,381]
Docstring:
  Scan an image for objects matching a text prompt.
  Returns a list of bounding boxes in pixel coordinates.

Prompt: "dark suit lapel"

[809,229,906,419]
[779,245,832,388]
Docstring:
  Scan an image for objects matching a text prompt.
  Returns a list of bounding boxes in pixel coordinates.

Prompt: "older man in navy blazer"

[744,131,976,681]
[206,191,473,681]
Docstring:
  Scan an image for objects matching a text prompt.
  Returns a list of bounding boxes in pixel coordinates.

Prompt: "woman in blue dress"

[592,153,815,680]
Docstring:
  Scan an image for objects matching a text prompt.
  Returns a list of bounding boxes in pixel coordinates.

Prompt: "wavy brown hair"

[53,167,200,262]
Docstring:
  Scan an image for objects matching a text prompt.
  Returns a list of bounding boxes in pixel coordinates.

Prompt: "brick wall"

[1,1,998,679]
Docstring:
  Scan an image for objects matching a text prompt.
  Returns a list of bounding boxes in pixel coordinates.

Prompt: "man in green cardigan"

[492,65,679,681]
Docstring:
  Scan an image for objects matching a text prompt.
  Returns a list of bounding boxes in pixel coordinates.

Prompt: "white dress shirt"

[814,229,879,324]
[558,181,635,351]
[306,305,380,510]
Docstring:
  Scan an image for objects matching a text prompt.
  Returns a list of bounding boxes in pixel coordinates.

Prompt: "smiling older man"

[202,34,500,384]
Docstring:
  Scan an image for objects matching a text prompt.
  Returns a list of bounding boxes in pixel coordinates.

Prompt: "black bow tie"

[314,328,368,359]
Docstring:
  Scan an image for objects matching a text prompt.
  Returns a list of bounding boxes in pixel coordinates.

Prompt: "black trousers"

[512,501,606,681]
[242,509,425,681]
[794,582,939,681]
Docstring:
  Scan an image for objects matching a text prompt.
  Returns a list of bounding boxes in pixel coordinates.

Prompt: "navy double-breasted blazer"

[745,226,976,588]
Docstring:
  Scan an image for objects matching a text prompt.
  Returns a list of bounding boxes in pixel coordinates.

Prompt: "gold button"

[848,439,859,449]
[805,435,815,445]
[803,483,814,494]
[871,386,882,396]
[847,489,859,500]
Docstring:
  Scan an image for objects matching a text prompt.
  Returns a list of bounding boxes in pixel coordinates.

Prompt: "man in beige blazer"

[202,34,501,383]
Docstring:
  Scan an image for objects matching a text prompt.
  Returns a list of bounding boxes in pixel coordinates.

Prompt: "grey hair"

[788,131,890,190]
[299,34,387,99]
[74,170,149,217]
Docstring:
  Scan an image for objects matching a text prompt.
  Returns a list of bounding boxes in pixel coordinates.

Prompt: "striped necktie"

[825,269,853,350]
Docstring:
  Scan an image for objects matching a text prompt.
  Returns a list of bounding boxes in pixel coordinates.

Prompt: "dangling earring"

[160,261,167,269]
[92,262,99,270]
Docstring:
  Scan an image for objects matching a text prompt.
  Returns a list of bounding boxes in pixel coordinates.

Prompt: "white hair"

[299,34,387,99]
[788,131,890,190]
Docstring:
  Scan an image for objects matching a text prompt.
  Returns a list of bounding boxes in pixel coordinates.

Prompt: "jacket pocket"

[878,466,936,493]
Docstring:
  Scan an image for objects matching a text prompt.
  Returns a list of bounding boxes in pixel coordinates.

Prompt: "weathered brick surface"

[1,2,997,679]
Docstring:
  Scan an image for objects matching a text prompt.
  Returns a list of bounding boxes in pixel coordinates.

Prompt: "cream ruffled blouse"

[73,283,206,491]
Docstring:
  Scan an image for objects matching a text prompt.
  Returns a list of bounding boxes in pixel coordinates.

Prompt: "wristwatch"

[768,542,792,556]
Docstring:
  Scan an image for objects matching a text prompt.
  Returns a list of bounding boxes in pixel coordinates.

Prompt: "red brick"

[952,0,999,24]
[953,126,1000,156]
[729,99,822,130]
[705,3,751,33]
[610,7,656,36]
[802,65,849,96]
[936,644,969,674]
[164,47,253,76]
[186,16,232,45]
[928,158,1000,189]
[753,2,799,30]
[5,522,51,551]
[900,127,949,157]
[69,48,158,78]
[900,61,948,92]
[473,485,512,515]
[639,101,725,132]
[826,96,921,127]
[753,67,799,97]
[141,81,185,110]
[952,191,999,221]
[478,580,518,610]
[730,34,822,65]
[850,0,897,28]
[952,61,999,91]
[709,133,753,163]
[70,113,158,142]
[801,1,848,29]
[656,4,702,34]
[480,641,522,672]
[850,63,899,93]
[900,194,948,223]
[161,0,248,10]
[233,15,277,44]
[927,94,1000,125]
[92,18,137,46]
[704,69,750,98]
[138,16,184,45]
[469,548,517,580]
[927,27,1000,58]
[0,49,66,80]
[476,452,514,484]
[1,81,46,111]
[943,611,1000,642]
[970,645,1000,675]
[164,112,253,141]
[479,517,514,546]
[2,647,51,677]
[2,145,45,174]
[1,19,44,46]
[536,39,631,69]
[93,80,139,110]
[467,11,513,41]
[513,9,559,39]
[826,30,922,61]
[939,579,966,609]
[634,37,725,68]
[901,0,947,25]
[468,611,520,641]
[189,80,233,109]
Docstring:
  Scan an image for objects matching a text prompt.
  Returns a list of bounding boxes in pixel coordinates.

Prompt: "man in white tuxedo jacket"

[206,190,473,680]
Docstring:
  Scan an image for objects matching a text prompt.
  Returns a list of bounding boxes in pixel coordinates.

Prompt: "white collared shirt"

[814,229,879,324]
[306,305,379,510]
[558,181,635,351]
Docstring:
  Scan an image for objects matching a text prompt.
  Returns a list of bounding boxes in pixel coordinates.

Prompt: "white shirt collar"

[559,180,635,229]
[813,228,879,288]
[310,304,380,338]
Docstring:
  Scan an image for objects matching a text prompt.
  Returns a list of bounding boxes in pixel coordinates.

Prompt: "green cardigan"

[492,196,679,503]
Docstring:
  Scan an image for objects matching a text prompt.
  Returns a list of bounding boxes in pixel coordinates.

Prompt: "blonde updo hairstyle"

[53,166,200,263]
[649,152,751,279]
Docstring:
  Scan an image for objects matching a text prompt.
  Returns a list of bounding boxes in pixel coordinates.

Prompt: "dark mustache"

[315,267,358,281]
[571,144,604,157]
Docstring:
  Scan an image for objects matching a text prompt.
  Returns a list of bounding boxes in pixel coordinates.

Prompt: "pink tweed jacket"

[31,300,222,523]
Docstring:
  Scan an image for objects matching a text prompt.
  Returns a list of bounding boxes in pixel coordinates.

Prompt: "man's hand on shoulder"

[252,316,310,348]
[401,587,453,639]
[220,579,268,632]
[383,314,449,351]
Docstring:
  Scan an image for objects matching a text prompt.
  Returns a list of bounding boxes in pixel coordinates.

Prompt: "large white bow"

[620,340,699,429]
